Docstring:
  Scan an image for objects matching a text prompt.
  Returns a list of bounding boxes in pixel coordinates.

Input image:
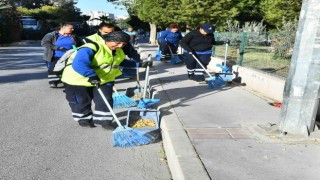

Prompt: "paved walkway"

[137,44,320,180]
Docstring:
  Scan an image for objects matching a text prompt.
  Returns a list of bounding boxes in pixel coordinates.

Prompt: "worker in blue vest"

[158,24,183,62]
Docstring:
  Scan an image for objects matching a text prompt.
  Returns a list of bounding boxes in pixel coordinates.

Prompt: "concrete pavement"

[137,43,320,180]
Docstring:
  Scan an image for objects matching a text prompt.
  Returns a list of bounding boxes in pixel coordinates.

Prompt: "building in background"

[85,11,115,26]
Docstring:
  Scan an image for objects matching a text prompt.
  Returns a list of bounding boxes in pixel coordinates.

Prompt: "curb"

[152,69,211,180]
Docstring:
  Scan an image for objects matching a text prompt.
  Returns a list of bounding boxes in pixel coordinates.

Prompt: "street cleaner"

[158,23,183,62]
[61,31,130,128]
[41,22,83,88]
[179,23,215,83]
[84,22,142,78]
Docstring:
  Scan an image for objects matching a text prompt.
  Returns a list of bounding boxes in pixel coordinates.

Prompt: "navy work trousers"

[64,82,114,126]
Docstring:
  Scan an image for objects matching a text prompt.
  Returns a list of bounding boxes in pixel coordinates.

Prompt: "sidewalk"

[137,44,320,180]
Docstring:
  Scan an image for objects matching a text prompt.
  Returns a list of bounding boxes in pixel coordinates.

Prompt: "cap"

[201,23,213,34]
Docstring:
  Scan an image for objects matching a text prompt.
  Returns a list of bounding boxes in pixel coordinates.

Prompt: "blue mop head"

[137,98,160,108]
[112,126,154,147]
[207,76,227,89]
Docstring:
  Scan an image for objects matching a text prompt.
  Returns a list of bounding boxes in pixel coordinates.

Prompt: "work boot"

[188,74,195,80]
[93,120,113,130]
[193,75,205,82]
[49,83,57,88]
[78,120,96,128]
[160,58,167,63]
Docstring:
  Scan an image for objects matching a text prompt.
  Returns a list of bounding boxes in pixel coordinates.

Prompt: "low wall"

[138,44,286,102]
[232,65,285,102]
[207,56,285,102]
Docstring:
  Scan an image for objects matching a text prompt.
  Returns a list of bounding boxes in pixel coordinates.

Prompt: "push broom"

[96,85,153,147]
[168,45,182,64]
[112,86,137,108]
[191,54,227,89]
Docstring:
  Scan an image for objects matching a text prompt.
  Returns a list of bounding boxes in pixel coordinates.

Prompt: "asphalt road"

[0,41,171,180]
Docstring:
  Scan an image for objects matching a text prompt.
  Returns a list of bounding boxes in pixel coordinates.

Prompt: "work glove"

[139,61,153,68]
[88,76,100,87]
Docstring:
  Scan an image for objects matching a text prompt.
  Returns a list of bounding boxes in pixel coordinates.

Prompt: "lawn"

[213,45,290,78]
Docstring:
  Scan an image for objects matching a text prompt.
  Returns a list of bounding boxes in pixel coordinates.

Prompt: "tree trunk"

[149,23,157,45]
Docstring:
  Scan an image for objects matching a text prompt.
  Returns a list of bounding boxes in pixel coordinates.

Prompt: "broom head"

[170,55,182,64]
[207,75,227,89]
[113,93,137,108]
[112,126,154,147]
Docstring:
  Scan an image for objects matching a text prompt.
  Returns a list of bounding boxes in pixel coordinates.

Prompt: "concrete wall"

[207,56,285,102]
[232,65,285,102]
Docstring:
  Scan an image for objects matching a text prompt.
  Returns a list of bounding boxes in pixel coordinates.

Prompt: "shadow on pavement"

[0,71,47,84]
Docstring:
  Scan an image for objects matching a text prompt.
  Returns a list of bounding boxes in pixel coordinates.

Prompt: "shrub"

[270,19,298,59]
[0,3,22,44]
[217,20,269,46]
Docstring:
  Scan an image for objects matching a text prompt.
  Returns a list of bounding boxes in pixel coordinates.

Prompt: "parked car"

[20,16,40,30]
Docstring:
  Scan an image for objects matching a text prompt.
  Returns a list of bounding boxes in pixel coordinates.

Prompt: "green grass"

[213,45,290,77]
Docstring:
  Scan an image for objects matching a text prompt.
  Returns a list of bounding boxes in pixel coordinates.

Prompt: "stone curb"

[150,67,211,180]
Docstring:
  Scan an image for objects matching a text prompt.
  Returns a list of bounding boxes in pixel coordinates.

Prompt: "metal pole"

[237,32,247,66]
[212,31,220,57]
[279,0,320,136]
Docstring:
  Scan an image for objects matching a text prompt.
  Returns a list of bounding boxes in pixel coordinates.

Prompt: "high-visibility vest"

[61,41,125,86]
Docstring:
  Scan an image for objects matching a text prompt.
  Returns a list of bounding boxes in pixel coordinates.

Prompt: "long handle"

[97,86,122,127]
[165,38,174,56]
[191,54,213,78]
[224,43,228,66]
[143,66,150,98]
[112,86,118,94]
[143,54,152,98]
[168,45,174,56]
[136,62,140,87]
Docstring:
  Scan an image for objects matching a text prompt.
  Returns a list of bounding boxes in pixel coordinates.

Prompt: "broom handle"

[143,54,152,98]
[191,54,213,78]
[97,86,122,127]
[143,66,150,98]
[112,86,118,94]
[136,62,140,87]
[168,45,174,55]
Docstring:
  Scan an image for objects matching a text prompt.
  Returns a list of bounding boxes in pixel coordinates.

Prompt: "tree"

[19,0,52,9]
[235,0,264,25]
[0,0,22,43]
[260,0,302,28]
[17,4,82,30]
